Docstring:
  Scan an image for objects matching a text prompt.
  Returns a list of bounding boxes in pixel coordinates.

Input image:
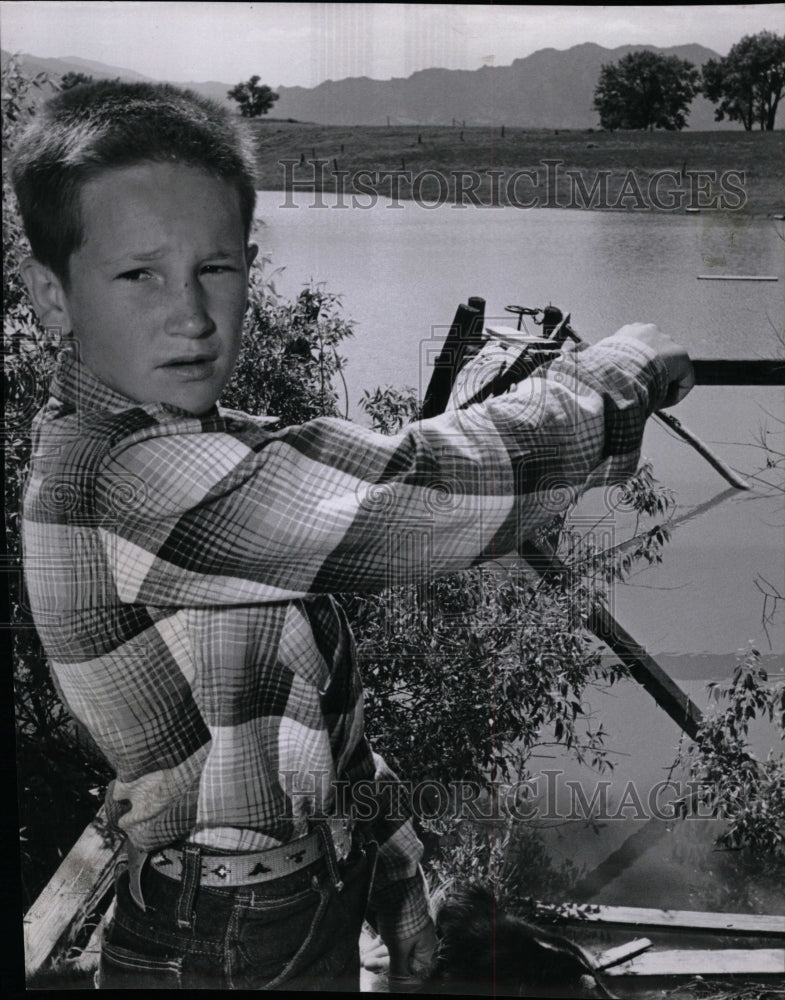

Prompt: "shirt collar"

[50,345,142,414]
[48,343,279,428]
[49,345,229,422]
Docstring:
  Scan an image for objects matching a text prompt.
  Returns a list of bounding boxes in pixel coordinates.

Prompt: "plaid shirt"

[22,337,666,938]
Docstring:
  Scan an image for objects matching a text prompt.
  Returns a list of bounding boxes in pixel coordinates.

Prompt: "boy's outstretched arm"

[88,326,688,607]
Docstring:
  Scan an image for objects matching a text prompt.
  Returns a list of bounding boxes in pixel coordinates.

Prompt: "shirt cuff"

[581,335,670,416]
[370,870,433,942]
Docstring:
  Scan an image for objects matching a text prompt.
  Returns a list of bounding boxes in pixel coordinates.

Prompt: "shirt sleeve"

[97,336,668,607]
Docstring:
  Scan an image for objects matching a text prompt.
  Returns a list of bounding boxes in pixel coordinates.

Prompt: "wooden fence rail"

[23,807,123,980]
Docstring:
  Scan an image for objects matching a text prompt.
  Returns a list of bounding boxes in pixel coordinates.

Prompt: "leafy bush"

[344,565,629,788]
[679,645,785,856]
[222,272,352,424]
[424,813,586,917]
[359,383,420,433]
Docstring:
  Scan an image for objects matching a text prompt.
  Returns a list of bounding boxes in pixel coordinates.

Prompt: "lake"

[252,192,785,909]
[253,191,784,659]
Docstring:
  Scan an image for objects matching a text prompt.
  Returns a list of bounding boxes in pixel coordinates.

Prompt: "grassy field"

[248,123,785,216]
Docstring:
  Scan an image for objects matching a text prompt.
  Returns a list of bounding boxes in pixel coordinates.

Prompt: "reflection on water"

[255,193,784,909]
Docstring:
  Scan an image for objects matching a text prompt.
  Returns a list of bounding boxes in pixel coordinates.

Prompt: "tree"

[593,50,700,131]
[60,71,93,90]
[227,75,279,118]
[702,31,785,131]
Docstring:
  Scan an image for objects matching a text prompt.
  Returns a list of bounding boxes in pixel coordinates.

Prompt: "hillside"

[271,42,739,130]
[1,42,753,130]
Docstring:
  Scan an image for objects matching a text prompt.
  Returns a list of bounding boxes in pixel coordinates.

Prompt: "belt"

[148,829,325,889]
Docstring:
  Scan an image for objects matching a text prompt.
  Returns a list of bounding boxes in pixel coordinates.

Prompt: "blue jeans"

[97,838,378,990]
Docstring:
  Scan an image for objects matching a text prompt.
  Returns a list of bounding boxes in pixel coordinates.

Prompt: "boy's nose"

[164,281,216,337]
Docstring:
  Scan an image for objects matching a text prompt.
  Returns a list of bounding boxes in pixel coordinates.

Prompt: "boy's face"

[56,161,256,414]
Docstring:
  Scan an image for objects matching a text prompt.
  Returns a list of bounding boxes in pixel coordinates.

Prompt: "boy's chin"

[164,392,221,416]
[152,382,223,416]
[151,372,227,415]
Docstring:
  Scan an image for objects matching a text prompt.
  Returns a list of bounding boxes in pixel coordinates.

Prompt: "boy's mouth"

[160,355,218,380]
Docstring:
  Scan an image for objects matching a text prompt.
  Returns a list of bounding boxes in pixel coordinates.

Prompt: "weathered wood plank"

[596,938,652,970]
[23,808,123,978]
[563,904,785,936]
[607,948,785,977]
[71,898,116,975]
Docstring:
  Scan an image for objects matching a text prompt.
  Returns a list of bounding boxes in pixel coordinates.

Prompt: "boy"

[13,81,693,991]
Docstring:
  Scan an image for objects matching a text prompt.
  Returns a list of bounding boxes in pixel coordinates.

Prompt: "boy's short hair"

[11,80,258,282]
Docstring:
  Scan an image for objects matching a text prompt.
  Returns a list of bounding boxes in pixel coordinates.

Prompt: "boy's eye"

[117,268,153,282]
[201,264,236,275]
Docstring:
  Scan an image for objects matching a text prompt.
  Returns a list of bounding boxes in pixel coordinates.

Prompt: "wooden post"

[518,539,705,740]
[421,298,486,420]
[23,808,124,979]
[692,358,785,385]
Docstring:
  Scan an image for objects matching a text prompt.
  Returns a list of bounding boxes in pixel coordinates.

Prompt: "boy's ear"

[19,257,73,334]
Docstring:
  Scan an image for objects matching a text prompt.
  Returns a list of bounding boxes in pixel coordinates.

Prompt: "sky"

[1,2,783,88]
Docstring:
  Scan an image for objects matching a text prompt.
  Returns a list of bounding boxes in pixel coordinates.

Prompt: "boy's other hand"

[360,934,390,973]
[603,322,695,408]
[385,919,438,992]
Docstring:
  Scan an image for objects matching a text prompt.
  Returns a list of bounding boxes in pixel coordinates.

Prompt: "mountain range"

[2,42,744,130]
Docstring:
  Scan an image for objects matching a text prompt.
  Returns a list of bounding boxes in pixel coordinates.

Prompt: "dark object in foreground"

[690,358,785,386]
[428,882,616,998]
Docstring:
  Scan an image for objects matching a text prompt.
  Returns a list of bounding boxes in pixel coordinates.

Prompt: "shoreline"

[256,187,785,219]
[249,123,785,218]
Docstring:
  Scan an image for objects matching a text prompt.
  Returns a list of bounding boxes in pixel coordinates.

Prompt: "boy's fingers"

[605,323,694,409]
[361,942,390,972]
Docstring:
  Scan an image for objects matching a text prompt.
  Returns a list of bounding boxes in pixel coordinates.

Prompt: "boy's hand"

[384,920,438,992]
[604,323,695,408]
[360,934,390,973]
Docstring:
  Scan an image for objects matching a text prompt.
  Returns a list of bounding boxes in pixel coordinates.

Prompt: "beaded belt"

[149,830,325,888]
